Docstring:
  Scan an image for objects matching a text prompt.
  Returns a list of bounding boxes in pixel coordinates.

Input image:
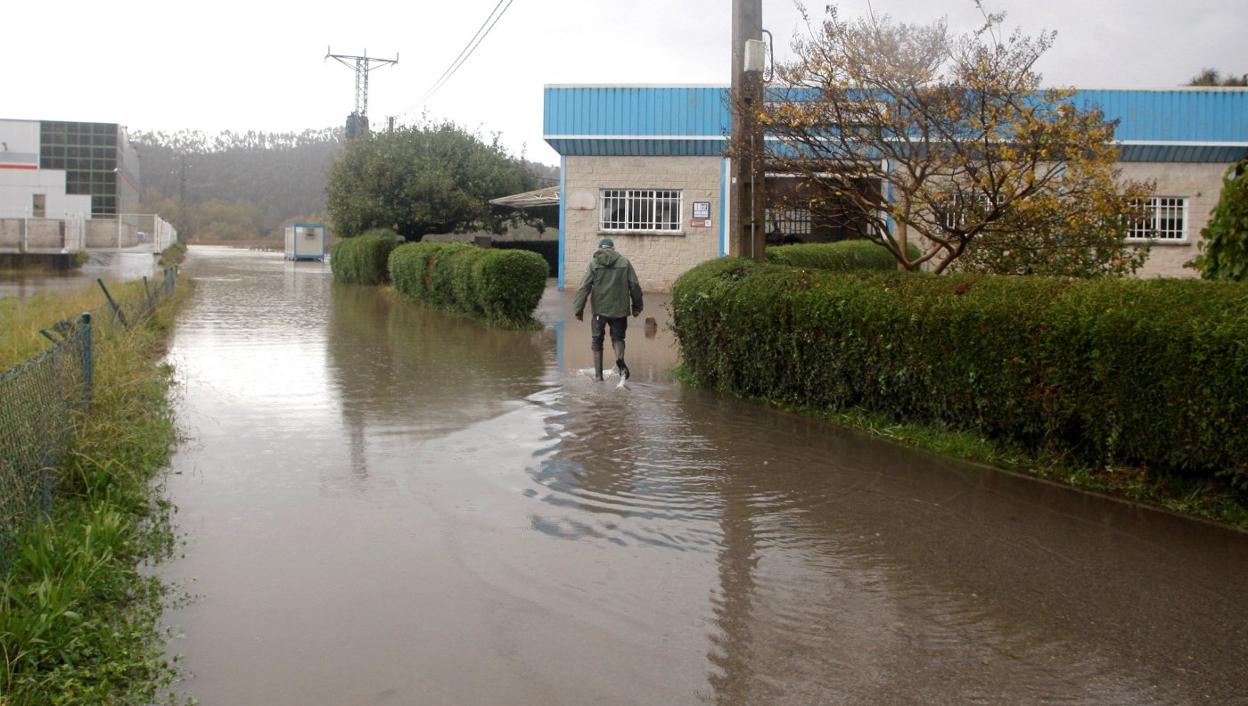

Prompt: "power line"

[401,0,518,118]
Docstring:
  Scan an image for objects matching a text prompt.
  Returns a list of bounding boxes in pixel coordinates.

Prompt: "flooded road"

[0,249,159,299]
[162,246,1248,705]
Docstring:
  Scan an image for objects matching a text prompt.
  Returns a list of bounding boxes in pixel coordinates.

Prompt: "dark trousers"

[590,314,627,352]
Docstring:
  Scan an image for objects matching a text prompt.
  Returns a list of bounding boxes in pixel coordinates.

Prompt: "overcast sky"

[5,0,1243,164]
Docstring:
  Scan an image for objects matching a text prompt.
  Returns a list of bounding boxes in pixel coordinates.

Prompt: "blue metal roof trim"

[1117,144,1248,162]
[544,86,1248,160]
[546,138,726,157]
[544,86,729,138]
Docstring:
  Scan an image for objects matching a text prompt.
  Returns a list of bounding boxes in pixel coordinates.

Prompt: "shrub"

[389,242,548,327]
[1193,160,1248,281]
[765,239,920,272]
[672,258,1248,487]
[494,240,558,277]
[330,229,400,285]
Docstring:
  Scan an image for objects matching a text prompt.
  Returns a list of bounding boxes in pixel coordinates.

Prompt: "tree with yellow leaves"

[750,3,1153,275]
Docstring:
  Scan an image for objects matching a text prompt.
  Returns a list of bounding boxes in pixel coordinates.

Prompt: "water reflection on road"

[0,249,159,299]
[162,246,1248,705]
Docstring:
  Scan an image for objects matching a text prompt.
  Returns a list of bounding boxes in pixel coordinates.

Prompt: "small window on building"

[1129,197,1188,241]
[940,192,1004,230]
[32,194,46,218]
[600,189,682,233]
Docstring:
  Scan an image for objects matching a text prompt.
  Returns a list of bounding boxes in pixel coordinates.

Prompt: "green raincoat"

[573,248,643,319]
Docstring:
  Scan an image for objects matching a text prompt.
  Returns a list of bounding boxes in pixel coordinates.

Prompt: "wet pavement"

[0,249,160,299]
[161,246,1248,705]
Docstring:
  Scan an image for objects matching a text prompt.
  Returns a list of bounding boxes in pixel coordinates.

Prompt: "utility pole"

[177,155,188,242]
[326,47,399,137]
[730,0,766,261]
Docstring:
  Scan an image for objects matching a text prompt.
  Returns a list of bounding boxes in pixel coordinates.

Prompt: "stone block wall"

[0,219,20,248]
[563,156,723,293]
[85,220,138,249]
[0,219,66,250]
[25,220,64,249]
[1119,161,1227,278]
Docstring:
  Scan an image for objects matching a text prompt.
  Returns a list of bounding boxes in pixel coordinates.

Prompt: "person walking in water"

[573,238,643,381]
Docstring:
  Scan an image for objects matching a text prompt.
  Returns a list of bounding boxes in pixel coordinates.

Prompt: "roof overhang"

[489,185,560,209]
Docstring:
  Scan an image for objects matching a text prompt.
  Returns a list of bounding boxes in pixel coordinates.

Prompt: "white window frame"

[1128,196,1189,243]
[600,188,683,234]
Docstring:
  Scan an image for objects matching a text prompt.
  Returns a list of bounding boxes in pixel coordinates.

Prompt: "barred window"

[600,189,682,232]
[766,208,812,237]
[1129,197,1188,241]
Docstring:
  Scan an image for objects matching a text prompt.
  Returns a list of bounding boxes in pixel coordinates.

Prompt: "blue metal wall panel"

[544,86,730,137]
[1076,90,1248,143]
[545,86,1247,159]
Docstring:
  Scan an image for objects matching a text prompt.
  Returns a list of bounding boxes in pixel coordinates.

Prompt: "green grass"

[0,279,191,704]
[673,366,1248,532]
[157,242,187,269]
[0,281,153,372]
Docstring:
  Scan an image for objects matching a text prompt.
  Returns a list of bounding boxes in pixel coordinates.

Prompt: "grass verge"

[157,242,187,269]
[673,366,1248,532]
[0,279,191,705]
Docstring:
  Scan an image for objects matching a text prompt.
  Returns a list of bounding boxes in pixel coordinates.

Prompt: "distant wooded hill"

[132,128,557,242]
[133,129,343,239]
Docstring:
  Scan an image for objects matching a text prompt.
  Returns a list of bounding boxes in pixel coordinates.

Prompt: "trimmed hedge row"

[331,229,400,284]
[765,239,920,271]
[494,240,558,277]
[389,241,548,327]
[672,258,1248,486]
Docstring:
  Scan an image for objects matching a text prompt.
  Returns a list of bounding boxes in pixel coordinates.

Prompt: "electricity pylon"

[325,47,398,136]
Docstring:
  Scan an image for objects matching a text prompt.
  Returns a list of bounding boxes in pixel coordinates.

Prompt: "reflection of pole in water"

[707,488,759,704]
[347,416,367,482]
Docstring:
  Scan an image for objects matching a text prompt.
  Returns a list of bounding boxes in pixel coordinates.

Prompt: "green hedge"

[331,229,400,285]
[389,241,548,327]
[672,258,1248,487]
[765,239,919,271]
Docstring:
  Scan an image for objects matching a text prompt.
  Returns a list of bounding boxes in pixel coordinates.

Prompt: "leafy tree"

[1188,69,1248,87]
[1193,161,1248,280]
[749,4,1152,275]
[324,121,538,240]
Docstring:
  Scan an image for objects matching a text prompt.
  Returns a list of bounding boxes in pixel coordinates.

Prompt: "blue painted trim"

[558,155,567,290]
[718,157,728,257]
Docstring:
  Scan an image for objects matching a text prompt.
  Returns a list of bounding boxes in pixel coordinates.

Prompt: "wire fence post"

[81,312,93,406]
[97,278,128,328]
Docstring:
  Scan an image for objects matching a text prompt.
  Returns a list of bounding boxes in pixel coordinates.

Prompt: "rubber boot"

[593,350,604,381]
[612,340,629,380]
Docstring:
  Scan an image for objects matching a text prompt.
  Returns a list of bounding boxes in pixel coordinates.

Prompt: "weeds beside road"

[0,265,190,704]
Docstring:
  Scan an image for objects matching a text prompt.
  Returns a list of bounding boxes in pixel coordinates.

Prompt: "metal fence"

[0,213,176,254]
[0,268,178,570]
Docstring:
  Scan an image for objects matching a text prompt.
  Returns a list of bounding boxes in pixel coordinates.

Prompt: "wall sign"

[692,201,711,219]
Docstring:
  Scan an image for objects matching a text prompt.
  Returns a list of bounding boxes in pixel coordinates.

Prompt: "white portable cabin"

[284,223,326,261]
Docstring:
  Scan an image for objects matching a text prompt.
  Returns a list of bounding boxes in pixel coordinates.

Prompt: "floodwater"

[162,246,1248,705]
[0,248,159,299]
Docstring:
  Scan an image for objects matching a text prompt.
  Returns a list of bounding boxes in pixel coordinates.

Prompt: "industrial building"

[542,86,1248,290]
[0,118,174,255]
[0,118,141,220]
